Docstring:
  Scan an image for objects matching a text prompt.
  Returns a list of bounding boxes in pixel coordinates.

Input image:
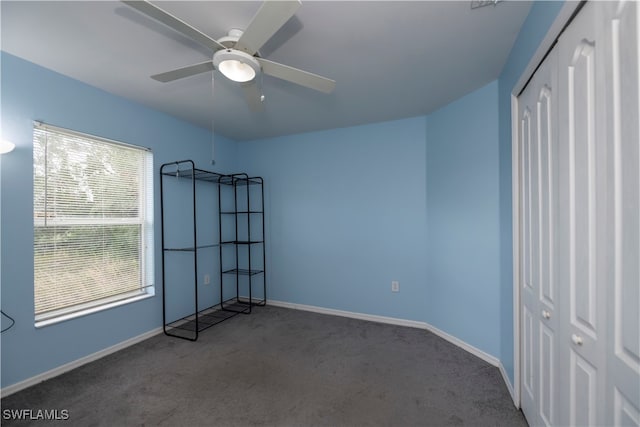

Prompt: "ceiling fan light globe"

[0,139,15,154]
[213,49,261,83]
[218,59,256,83]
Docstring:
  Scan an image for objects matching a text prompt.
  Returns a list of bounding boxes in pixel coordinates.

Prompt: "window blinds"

[33,123,153,320]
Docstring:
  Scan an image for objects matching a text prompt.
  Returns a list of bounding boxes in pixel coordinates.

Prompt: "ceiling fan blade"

[257,58,336,93]
[242,81,265,112]
[234,0,301,55]
[122,1,226,52]
[151,61,214,82]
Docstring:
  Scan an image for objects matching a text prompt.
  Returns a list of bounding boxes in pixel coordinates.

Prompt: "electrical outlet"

[204,274,211,285]
[391,281,399,292]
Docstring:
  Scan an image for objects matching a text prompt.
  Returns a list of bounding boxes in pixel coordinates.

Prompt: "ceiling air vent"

[471,0,502,10]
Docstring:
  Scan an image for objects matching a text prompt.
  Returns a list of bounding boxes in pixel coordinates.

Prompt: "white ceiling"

[1,1,531,141]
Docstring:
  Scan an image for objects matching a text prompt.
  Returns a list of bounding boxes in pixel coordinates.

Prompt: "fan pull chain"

[260,72,265,103]
[210,73,216,166]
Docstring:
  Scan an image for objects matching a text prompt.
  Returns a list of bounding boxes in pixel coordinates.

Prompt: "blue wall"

[497,1,565,385]
[237,117,430,322]
[237,81,503,359]
[426,81,501,357]
[0,53,237,388]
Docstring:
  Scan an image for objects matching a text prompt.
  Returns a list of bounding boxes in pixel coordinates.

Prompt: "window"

[33,123,153,326]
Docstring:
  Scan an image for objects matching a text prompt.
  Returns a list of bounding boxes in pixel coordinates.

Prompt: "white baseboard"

[498,361,518,407]
[1,327,163,398]
[267,299,428,330]
[267,300,500,368]
[422,321,500,368]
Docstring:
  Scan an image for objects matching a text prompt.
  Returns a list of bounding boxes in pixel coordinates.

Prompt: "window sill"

[35,292,154,329]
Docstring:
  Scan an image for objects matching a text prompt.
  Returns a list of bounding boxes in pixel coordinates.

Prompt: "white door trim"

[512,2,584,97]
[511,0,583,409]
[511,92,521,407]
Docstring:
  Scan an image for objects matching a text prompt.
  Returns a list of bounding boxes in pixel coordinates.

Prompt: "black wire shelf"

[237,297,266,307]
[220,240,264,245]
[160,168,262,187]
[222,268,264,276]
[161,167,225,183]
[164,300,251,336]
[228,177,263,186]
[220,210,264,214]
[164,243,219,252]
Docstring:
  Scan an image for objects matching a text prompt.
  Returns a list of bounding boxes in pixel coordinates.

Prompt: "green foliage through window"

[33,124,153,321]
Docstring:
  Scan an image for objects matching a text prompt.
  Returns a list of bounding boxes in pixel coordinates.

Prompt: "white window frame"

[33,122,154,328]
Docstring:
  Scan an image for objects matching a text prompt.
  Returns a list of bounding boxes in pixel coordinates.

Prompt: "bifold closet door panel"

[518,44,560,427]
[518,1,640,426]
[519,69,540,427]
[557,2,609,425]
[603,1,640,425]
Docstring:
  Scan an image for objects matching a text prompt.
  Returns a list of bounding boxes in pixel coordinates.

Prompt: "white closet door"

[557,2,608,425]
[518,2,640,426]
[519,44,559,427]
[603,1,640,425]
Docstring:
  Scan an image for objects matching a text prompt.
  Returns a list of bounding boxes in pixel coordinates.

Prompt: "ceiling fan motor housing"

[217,28,244,49]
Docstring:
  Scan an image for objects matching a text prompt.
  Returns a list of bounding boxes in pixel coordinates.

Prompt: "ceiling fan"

[122,0,336,111]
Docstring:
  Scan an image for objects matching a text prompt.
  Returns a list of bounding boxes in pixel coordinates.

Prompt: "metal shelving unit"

[219,174,266,312]
[159,160,266,341]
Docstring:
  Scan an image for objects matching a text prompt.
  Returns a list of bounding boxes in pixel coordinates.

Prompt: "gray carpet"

[1,305,527,426]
